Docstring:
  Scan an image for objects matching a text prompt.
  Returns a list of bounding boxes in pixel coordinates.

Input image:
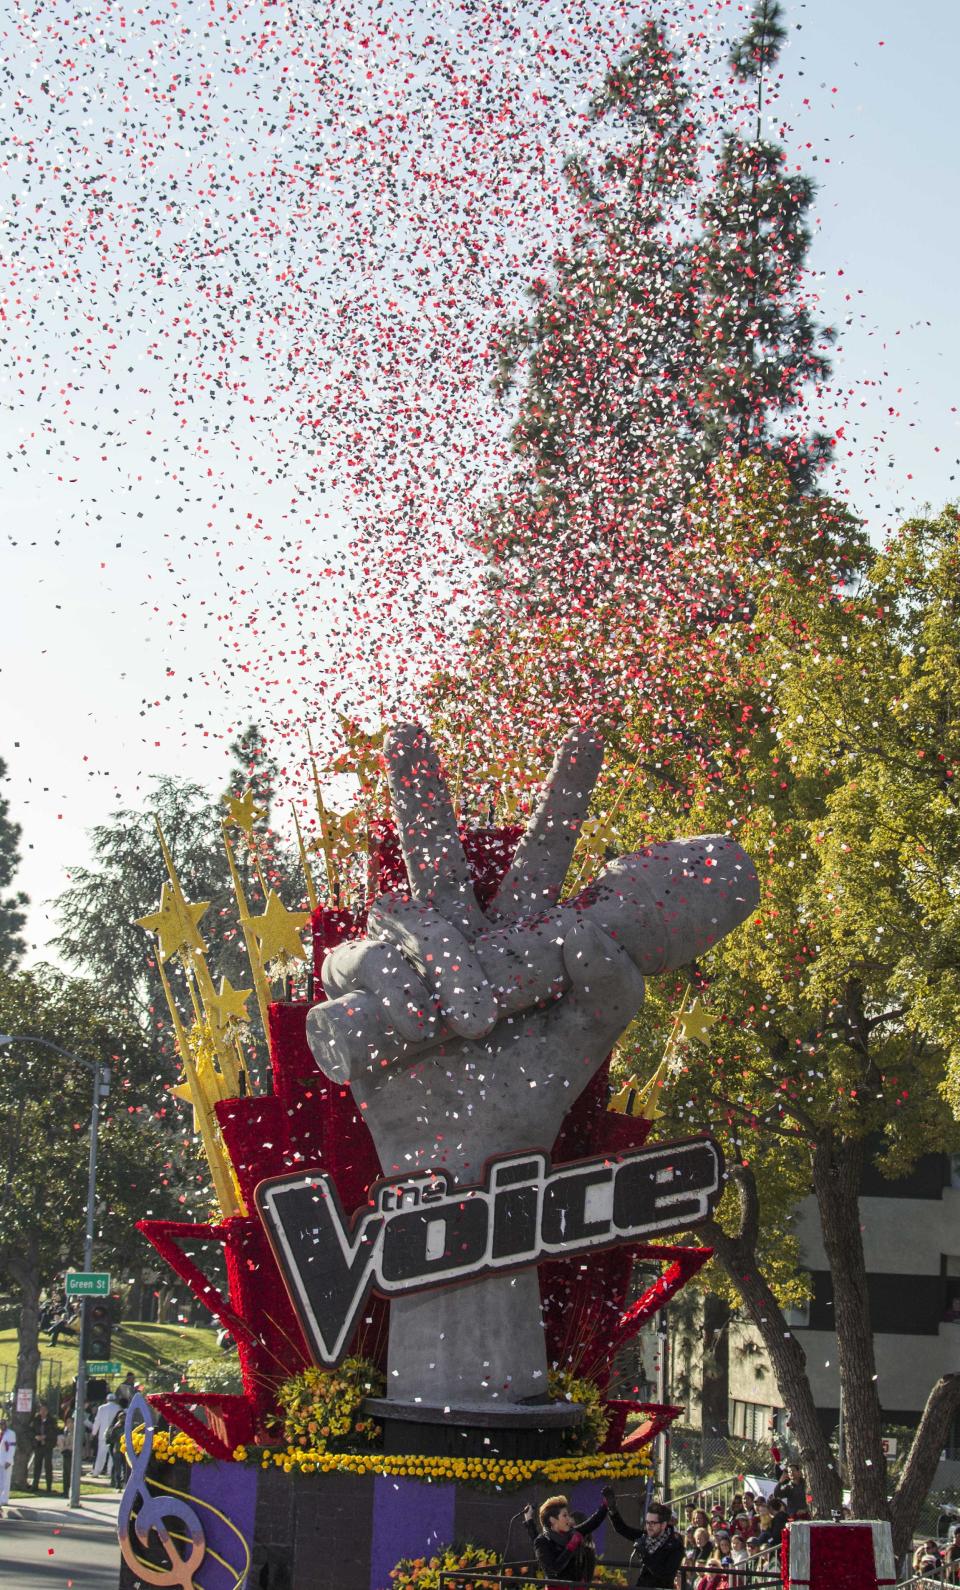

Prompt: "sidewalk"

[4,1485,120,1527]
[0,1484,123,1588]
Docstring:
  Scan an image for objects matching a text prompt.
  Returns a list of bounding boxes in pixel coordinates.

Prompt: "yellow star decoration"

[222,788,267,835]
[136,881,209,964]
[250,890,311,967]
[331,717,386,789]
[608,1058,669,1120]
[678,997,719,1046]
[310,805,364,864]
[207,976,252,1032]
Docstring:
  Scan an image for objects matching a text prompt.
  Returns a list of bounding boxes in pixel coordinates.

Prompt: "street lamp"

[0,1032,111,1510]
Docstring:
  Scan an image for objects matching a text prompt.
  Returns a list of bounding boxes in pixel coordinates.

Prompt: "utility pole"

[70,1058,108,1509]
[656,1306,672,1502]
[0,1034,110,1510]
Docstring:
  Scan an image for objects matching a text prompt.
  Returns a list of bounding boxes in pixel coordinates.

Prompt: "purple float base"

[117,1461,649,1590]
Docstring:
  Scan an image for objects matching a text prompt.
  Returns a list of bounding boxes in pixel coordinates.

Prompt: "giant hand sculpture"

[303,723,758,1413]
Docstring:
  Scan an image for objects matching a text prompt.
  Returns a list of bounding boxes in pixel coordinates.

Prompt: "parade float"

[117,723,762,1589]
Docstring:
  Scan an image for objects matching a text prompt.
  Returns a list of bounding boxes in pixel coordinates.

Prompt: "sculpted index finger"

[385,722,485,937]
[489,728,604,921]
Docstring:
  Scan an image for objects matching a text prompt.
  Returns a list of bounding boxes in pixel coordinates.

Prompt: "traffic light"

[81,1298,112,1361]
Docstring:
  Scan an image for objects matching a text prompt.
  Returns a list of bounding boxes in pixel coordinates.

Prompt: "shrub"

[184,1354,243,1395]
[548,1368,611,1455]
[387,1542,502,1590]
[275,1356,385,1453]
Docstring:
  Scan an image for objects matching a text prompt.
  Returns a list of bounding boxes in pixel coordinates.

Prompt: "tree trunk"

[890,1374,960,1562]
[703,1164,842,1515]
[9,1244,40,1489]
[813,1135,889,1520]
[700,1292,731,1436]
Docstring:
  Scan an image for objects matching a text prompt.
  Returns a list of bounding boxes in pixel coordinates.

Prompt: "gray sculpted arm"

[308,721,757,1093]
[304,722,758,1410]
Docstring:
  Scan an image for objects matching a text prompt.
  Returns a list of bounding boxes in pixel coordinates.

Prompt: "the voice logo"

[256,1135,724,1365]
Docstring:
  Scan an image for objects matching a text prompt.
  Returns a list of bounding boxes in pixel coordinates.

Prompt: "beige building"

[727,1152,960,1483]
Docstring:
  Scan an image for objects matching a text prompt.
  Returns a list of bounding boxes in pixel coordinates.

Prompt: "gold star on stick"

[311,804,364,865]
[136,880,209,965]
[335,715,385,790]
[207,976,252,1033]
[678,998,719,1046]
[608,1058,669,1121]
[222,788,267,835]
[250,890,311,967]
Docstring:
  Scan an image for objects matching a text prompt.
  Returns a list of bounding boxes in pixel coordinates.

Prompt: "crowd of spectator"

[912,1528,960,1584]
[0,1369,141,1512]
[675,1483,801,1587]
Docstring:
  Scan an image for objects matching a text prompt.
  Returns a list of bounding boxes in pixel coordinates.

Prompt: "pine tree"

[226,723,279,821]
[0,756,28,971]
[695,0,834,488]
[223,723,300,919]
[485,19,702,595]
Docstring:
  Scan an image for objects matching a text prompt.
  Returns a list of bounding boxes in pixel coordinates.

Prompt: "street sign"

[85,1359,122,1375]
[65,1271,110,1296]
[882,1436,898,1457]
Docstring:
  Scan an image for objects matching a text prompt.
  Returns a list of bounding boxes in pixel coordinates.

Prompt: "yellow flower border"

[132,1429,652,1489]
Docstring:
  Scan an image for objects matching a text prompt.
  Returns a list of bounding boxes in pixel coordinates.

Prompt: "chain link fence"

[668,1424,779,1495]
[0,1358,66,1411]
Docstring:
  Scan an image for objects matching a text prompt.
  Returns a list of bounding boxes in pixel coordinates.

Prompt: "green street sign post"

[65,1272,110,1297]
[85,1359,122,1375]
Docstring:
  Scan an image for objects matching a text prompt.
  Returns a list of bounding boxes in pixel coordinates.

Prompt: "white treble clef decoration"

[118,1393,207,1589]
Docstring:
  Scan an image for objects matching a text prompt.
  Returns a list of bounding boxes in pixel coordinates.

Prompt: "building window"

[729,1399,772,1443]
[943,1256,960,1321]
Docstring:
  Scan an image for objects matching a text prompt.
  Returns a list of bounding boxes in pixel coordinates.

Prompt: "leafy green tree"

[0,966,192,1483]
[695,0,834,487]
[461,1,837,754]
[484,1,833,621]
[609,500,960,1552]
[0,756,28,971]
[52,730,301,1050]
[51,776,242,1069]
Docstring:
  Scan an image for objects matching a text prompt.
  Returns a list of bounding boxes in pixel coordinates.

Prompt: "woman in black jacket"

[523,1493,609,1584]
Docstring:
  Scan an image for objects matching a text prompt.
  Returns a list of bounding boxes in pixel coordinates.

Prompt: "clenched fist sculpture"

[302,723,758,1416]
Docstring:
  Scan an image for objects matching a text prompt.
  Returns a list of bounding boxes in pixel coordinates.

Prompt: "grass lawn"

[0,1320,221,1394]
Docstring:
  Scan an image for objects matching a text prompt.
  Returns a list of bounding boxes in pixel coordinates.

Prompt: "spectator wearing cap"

[748,1497,787,1552]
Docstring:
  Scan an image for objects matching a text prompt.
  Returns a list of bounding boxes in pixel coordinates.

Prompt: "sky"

[1,0,957,965]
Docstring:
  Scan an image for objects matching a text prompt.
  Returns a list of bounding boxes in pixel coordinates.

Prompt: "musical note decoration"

[118,1393,207,1590]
